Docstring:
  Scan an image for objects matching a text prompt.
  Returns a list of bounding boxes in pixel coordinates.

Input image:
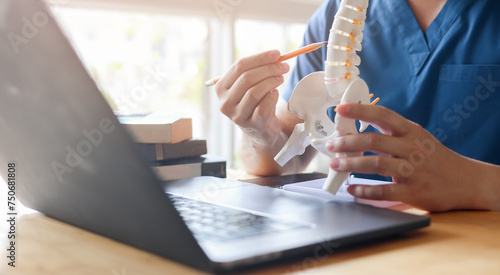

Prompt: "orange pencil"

[204,41,327,87]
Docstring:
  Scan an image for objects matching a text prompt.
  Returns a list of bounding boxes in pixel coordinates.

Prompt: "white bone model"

[275,0,378,195]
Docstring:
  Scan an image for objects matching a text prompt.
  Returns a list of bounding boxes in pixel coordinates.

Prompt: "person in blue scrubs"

[214,0,500,212]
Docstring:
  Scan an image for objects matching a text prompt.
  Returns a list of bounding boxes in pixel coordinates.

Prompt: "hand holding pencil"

[213,44,326,171]
[204,41,327,87]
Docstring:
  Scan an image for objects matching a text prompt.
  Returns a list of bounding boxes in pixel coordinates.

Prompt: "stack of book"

[118,113,226,181]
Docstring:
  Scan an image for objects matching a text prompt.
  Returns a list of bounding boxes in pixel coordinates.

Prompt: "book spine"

[136,139,207,161]
[201,160,226,179]
[152,163,202,181]
[118,115,192,143]
[151,155,226,181]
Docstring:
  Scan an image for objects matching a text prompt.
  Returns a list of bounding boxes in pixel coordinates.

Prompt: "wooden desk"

[1,185,500,274]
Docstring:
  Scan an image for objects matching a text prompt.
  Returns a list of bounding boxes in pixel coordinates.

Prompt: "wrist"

[238,131,287,176]
[478,162,500,211]
[241,124,283,150]
[457,158,500,211]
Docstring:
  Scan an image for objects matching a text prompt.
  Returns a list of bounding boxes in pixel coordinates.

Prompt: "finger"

[249,89,280,129]
[330,155,413,178]
[218,63,286,117]
[231,62,289,102]
[347,183,409,201]
[237,74,285,119]
[336,104,413,136]
[327,132,411,158]
[218,49,281,92]
[223,74,285,125]
[220,62,288,111]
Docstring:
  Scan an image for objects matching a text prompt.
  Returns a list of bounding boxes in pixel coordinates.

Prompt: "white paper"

[282,177,402,208]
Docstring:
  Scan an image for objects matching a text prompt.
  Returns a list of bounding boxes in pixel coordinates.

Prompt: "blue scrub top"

[283,0,500,174]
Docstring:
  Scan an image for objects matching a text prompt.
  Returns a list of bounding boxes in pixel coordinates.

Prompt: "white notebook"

[282,177,402,208]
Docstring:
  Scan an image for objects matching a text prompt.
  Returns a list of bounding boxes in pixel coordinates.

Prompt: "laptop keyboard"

[168,194,309,242]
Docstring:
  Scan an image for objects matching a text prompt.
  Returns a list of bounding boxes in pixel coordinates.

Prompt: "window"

[51,7,209,138]
[235,19,306,87]
[48,0,319,168]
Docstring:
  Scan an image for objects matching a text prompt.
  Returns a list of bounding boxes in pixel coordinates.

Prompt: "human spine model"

[275,0,375,194]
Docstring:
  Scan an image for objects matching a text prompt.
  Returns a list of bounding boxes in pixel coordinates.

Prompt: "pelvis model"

[275,0,378,194]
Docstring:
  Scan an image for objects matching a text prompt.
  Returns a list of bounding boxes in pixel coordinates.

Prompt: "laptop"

[0,0,429,272]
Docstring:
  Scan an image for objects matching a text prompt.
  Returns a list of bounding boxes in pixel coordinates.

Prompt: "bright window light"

[51,7,208,137]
